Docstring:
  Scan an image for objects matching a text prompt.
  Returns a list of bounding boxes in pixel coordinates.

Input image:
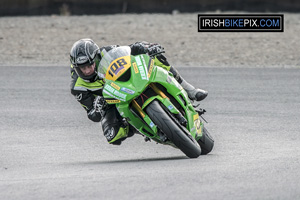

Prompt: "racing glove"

[147,44,165,57]
[94,96,107,114]
[87,96,107,122]
[130,41,164,56]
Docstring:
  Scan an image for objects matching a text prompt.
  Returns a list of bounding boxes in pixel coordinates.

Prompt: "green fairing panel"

[102,52,201,143]
[147,67,199,137]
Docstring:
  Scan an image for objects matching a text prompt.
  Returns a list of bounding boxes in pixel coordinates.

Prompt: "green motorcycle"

[99,46,214,158]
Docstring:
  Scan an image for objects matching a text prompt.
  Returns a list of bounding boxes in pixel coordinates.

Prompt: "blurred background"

[1,0,300,16]
[1,1,299,68]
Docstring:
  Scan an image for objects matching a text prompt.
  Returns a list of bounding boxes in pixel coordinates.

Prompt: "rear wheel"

[197,127,214,155]
[145,100,201,158]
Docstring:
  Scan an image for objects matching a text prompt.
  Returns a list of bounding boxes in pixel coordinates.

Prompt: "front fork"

[149,83,187,126]
[132,83,187,133]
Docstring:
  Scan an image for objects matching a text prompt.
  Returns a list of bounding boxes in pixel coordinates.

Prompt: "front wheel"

[145,100,202,158]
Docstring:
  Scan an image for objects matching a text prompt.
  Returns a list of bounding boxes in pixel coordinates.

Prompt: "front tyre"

[197,127,214,155]
[146,100,202,158]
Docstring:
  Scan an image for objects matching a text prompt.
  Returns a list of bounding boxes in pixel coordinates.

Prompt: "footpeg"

[196,108,206,116]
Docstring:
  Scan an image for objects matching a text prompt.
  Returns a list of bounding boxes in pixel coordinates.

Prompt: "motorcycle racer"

[70,38,208,145]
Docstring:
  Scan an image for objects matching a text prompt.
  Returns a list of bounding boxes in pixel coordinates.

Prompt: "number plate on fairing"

[105,56,131,81]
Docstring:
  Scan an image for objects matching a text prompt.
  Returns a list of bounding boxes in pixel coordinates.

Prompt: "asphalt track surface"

[1,66,300,200]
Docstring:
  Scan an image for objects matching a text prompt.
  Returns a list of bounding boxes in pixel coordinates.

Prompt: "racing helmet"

[70,38,100,82]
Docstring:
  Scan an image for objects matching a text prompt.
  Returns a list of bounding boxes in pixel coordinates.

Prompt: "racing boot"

[170,66,208,101]
[180,78,208,101]
[155,55,208,101]
[101,105,135,145]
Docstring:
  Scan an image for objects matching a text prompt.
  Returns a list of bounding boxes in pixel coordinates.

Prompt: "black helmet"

[70,38,100,82]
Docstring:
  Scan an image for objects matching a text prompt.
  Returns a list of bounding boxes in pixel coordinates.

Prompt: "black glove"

[130,42,165,56]
[130,42,148,55]
[93,96,107,115]
[147,44,165,57]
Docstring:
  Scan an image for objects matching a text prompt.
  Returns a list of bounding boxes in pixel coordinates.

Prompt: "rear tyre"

[197,127,214,155]
[146,100,201,158]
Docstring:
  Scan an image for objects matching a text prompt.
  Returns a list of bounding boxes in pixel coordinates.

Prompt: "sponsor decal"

[148,59,154,78]
[135,56,147,80]
[193,114,202,135]
[168,105,174,110]
[106,99,121,104]
[121,87,135,95]
[104,84,127,101]
[76,56,88,64]
[141,56,147,69]
[149,122,154,128]
[114,65,125,75]
[133,62,139,74]
[111,82,120,90]
[75,93,82,101]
